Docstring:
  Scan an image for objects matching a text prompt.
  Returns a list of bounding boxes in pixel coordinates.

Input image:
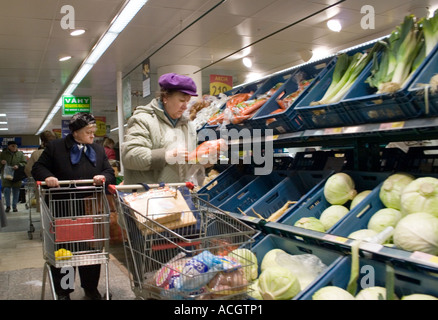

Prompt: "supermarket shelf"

[227,117,438,149]
[232,213,438,274]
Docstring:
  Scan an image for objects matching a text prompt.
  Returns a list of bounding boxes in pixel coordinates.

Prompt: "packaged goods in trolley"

[39,180,111,300]
[110,182,257,300]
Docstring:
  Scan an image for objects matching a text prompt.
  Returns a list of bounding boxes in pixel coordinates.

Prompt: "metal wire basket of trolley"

[25,177,39,239]
[109,182,257,300]
[38,179,111,300]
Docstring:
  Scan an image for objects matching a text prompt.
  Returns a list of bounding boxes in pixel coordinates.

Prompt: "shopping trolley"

[110,182,257,300]
[25,177,39,239]
[39,179,111,300]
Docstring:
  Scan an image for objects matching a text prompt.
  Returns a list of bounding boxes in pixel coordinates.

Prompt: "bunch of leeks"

[366,14,431,94]
[310,48,377,106]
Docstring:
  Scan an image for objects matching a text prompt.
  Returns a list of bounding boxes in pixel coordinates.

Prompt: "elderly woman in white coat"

[121,73,200,185]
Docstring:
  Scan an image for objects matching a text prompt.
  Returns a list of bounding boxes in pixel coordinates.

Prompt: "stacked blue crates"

[299,253,438,300]
[251,56,335,134]
[250,234,346,300]
[277,171,391,232]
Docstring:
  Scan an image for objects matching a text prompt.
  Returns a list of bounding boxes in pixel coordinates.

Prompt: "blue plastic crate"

[251,56,336,134]
[331,172,438,239]
[407,43,438,116]
[278,171,391,232]
[341,60,422,124]
[197,165,251,200]
[209,175,257,207]
[242,171,331,221]
[218,171,288,213]
[250,234,345,300]
[294,58,366,129]
[299,254,438,300]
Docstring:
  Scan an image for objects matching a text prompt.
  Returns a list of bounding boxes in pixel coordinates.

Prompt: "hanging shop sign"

[0,137,22,148]
[62,95,92,115]
[142,58,151,98]
[209,74,233,96]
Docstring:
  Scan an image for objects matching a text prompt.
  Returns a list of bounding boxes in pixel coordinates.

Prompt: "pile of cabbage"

[312,285,438,300]
[239,248,328,300]
[343,172,438,256]
[293,172,372,233]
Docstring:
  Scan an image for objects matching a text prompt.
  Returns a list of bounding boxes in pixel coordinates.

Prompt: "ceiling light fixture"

[243,57,253,68]
[0,113,6,117]
[59,55,72,62]
[327,19,342,32]
[36,0,148,135]
[0,128,8,131]
[70,29,86,36]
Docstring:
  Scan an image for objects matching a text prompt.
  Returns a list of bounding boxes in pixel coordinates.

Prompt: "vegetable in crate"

[355,286,396,300]
[258,266,301,300]
[319,205,349,231]
[400,176,438,216]
[323,172,357,205]
[310,49,376,105]
[312,286,355,300]
[367,208,402,234]
[294,217,325,232]
[350,190,372,210]
[366,15,425,94]
[393,212,438,255]
[379,173,415,210]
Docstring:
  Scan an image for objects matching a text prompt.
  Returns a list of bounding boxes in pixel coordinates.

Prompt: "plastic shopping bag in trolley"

[122,186,199,235]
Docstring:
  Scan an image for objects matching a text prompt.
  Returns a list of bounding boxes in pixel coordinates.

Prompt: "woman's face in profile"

[73,124,97,144]
[163,91,191,119]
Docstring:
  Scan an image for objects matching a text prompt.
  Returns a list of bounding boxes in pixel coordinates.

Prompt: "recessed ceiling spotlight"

[243,57,253,68]
[70,29,86,36]
[327,19,342,32]
[59,56,72,62]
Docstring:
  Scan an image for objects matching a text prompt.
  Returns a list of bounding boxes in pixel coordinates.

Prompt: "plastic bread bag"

[206,268,249,296]
[174,250,241,291]
[3,165,14,181]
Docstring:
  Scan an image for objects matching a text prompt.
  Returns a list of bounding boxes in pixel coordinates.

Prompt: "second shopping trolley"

[39,179,111,300]
[110,182,257,300]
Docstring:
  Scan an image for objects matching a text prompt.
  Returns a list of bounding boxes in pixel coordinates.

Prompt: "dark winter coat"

[0,148,27,188]
[31,134,115,187]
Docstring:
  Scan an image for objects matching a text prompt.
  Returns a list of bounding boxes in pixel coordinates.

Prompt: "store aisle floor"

[0,202,136,300]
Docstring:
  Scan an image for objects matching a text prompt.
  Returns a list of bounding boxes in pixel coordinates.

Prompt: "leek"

[366,15,425,94]
[311,49,375,106]
[420,9,438,57]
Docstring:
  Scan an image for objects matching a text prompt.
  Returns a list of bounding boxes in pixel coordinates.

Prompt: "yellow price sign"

[210,74,232,96]
[95,116,107,137]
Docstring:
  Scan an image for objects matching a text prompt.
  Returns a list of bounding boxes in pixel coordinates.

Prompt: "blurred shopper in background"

[0,141,27,212]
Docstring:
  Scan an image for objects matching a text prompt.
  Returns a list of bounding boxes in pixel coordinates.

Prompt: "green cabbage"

[367,208,402,233]
[347,229,378,241]
[312,286,355,300]
[324,173,357,205]
[248,279,263,300]
[350,190,372,210]
[260,249,287,272]
[401,293,438,300]
[319,205,350,231]
[401,177,438,217]
[229,248,258,281]
[379,173,414,210]
[294,217,325,233]
[258,266,301,300]
[355,286,396,300]
[393,212,438,255]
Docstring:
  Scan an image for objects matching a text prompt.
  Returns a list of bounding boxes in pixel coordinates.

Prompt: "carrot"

[226,93,252,108]
[188,139,226,163]
[240,98,267,115]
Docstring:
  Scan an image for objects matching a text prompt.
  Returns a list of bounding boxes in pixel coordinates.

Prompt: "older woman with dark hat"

[121,73,202,184]
[32,112,115,300]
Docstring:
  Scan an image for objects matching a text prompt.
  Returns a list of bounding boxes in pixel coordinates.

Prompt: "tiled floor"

[0,201,135,300]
